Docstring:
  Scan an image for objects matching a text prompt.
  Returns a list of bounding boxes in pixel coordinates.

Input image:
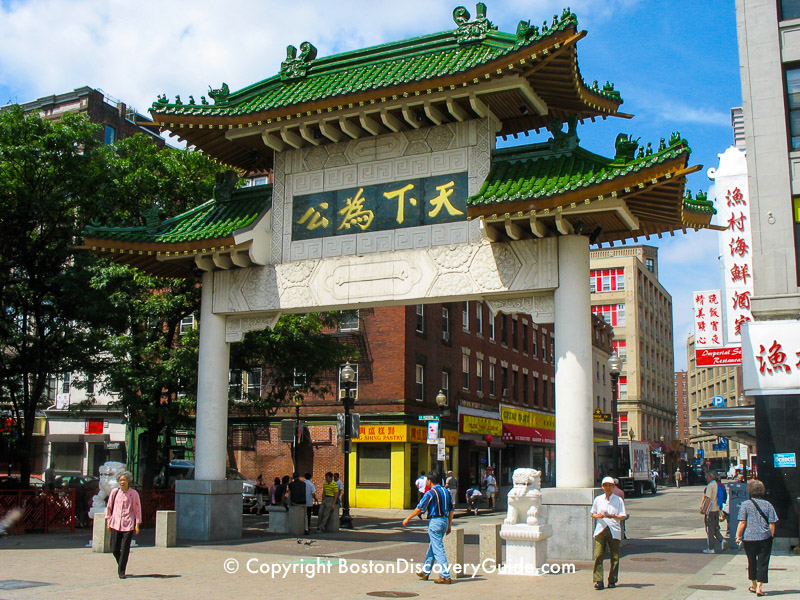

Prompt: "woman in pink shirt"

[105,472,142,579]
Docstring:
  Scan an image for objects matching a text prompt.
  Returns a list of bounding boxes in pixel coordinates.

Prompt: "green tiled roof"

[468,135,690,206]
[85,184,271,243]
[151,7,621,118]
[682,190,714,214]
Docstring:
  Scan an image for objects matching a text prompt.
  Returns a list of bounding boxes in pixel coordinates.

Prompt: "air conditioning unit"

[502,388,510,398]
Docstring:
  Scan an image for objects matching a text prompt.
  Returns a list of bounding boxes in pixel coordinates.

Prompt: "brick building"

[228,302,555,508]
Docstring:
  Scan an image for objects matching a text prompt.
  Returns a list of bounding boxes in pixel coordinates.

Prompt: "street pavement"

[0,486,797,600]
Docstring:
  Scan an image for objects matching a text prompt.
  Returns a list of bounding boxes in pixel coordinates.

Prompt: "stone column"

[554,234,593,487]
[195,271,229,481]
[541,234,599,560]
[176,271,242,541]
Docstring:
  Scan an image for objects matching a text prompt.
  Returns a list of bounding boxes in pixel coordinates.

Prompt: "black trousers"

[743,537,773,583]
[111,529,134,576]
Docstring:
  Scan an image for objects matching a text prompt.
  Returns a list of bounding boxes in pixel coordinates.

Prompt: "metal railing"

[0,489,76,533]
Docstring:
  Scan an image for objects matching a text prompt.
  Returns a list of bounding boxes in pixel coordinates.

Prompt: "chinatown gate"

[84,5,715,559]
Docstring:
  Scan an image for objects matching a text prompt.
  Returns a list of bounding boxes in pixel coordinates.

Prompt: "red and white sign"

[741,320,800,394]
[708,147,753,346]
[84,419,104,434]
[696,346,742,366]
[693,289,724,348]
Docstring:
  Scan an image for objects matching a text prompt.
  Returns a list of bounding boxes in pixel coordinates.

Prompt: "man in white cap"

[590,476,628,590]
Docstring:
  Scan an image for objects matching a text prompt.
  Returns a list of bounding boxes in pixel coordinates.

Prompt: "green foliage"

[229,312,352,414]
[0,106,112,483]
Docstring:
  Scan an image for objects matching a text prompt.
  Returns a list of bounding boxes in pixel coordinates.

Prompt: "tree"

[0,106,112,485]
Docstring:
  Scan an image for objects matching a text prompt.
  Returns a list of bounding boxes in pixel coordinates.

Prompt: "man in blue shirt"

[402,470,454,584]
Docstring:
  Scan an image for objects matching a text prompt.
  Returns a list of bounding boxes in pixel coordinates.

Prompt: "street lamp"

[339,362,356,529]
[293,392,303,471]
[435,389,448,475]
[608,352,623,478]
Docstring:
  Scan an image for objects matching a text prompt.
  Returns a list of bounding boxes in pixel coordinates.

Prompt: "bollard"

[287,505,307,535]
[480,523,502,568]
[444,527,464,580]
[155,510,177,548]
[92,512,112,553]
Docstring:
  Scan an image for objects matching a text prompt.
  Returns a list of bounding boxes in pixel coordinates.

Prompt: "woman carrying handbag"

[735,480,778,597]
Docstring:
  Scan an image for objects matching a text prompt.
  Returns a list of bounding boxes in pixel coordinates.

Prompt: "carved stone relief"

[485,293,556,324]
[226,313,281,343]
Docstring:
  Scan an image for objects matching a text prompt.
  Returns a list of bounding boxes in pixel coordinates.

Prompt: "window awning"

[502,423,555,444]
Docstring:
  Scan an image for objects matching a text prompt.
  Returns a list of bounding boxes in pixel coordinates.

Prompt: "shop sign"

[409,425,458,446]
[460,414,503,436]
[427,421,439,444]
[773,453,796,468]
[84,419,103,434]
[356,424,408,442]
[741,320,800,394]
[500,405,555,430]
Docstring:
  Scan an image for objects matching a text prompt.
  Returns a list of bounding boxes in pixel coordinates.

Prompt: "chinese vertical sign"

[741,320,800,394]
[693,290,723,349]
[292,172,468,241]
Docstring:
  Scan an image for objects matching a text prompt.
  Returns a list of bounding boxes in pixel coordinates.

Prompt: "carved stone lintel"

[485,293,555,323]
[226,313,281,343]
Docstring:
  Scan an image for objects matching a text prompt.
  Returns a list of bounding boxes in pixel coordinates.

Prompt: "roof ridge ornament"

[214,170,239,203]
[143,205,162,234]
[546,115,579,153]
[208,83,230,105]
[453,2,498,44]
[516,8,577,43]
[281,41,318,80]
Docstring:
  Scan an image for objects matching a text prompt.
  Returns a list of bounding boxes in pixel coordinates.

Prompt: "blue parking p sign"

[712,395,725,407]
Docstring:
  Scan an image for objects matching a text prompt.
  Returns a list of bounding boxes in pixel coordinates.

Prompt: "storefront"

[349,422,458,509]
[44,409,127,476]
[457,410,504,499]
[499,405,555,486]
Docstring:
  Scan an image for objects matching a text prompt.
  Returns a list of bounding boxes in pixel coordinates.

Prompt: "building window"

[442,307,450,342]
[501,315,508,345]
[592,304,626,327]
[61,372,72,394]
[179,315,196,335]
[542,378,548,408]
[511,318,518,350]
[612,339,627,359]
[416,364,424,402]
[618,376,628,400]
[416,305,425,333]
[462,302,469,330]
[522,373,529,405]
[501,366,508,398]
[358,443,391,485]
[532,332,538,357]
[645,258,655,273]
[489,313,495,341]
[340,310,360,331]
[489,363,496,397]
[522,323,528,353]
[104,125,116,145]
[782,0,800,21]
[590,267,625,292]
[512,370,519,403]
[476,360,483,393]
[533,376,539,407]
[476,303,483,335]
[246,368,262,399]
[441,371,449,404]
[228,369,243,401]
[462,354,470,390]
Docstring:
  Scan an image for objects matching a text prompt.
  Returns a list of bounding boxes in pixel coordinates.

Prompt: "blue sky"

[0,0,741,369]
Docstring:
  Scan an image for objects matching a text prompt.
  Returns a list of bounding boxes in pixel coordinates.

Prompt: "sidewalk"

[0,489,796,600]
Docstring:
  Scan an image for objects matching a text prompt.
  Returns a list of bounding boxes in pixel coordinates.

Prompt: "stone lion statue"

[504,468,543,526]
[88,461,127,517]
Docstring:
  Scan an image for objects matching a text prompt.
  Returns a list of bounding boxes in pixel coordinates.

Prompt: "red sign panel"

[501,423,555,444]
[84,419,104,434]
[696,346,742,367]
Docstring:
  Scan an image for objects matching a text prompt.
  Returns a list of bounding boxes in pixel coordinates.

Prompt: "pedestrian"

[414,471,428,519]
[105,471,141,579]
[288,473,308,533]
[44,462,56,491]
[484,467,498,511]
[612,478,625,499]
[275,475,289,507]
[466,484,483,515]
[253,473,265,514]
[445,470,458,507]
[735,480,778,597]
[675,468,683,489]
[402,470,454,584]
[303,472,318,533]
[333,472,343,506]
[269,477,280,505]
[700,469,726,553]
[590,476,628,590]
[316,472,340,533]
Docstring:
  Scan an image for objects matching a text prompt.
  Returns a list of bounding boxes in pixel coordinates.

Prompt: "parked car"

[55,475,99,490]
[0,475,45,490]
[156,460,256,513]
